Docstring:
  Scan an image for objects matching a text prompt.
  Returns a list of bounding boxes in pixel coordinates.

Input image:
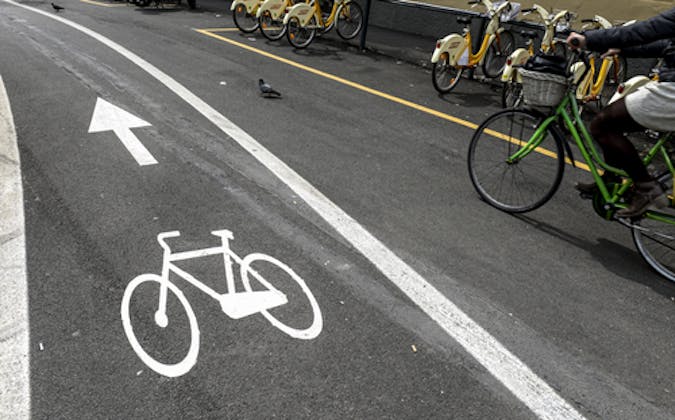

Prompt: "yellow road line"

[200,28,241,32]
[195,28,590,171]
[80,0,126,7]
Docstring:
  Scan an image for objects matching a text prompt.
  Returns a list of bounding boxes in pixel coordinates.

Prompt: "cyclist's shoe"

[616,180,668,218]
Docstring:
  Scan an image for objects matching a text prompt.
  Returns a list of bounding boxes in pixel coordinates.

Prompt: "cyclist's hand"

[601,48,621,58]
[566,32,586,49]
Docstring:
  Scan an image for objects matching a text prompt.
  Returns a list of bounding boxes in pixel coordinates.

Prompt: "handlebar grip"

[467,0,480,4]
[520,7,535,12]
[581,18,596,23]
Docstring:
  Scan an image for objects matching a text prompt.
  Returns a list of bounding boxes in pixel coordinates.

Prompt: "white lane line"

[3,3,585,418]
[0,75,30,419]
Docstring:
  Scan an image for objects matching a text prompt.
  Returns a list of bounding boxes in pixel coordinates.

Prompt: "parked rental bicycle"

[501,4,574,107]
[121,229,323,377]
[467,48,675,283]
[568,16,629,109]
[430,0,516,94]
[256,0,302,41]
[282,0,363,49]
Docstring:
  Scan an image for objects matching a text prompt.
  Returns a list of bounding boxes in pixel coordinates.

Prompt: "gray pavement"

[1,0,674,419]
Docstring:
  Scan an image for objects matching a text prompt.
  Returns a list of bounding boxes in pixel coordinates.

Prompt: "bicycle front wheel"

[336,1,363,40]
[468,109,566,213]
[121,274,200,377]
[632,173,675,283]
[233,4,260,33]
[482,30,515,79]
[241,253,323,339]
[432,55,463,93]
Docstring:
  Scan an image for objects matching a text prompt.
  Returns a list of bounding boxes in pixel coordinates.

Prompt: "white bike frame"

[154,229,287,325]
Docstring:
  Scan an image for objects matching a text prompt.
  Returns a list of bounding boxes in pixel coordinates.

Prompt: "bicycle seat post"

[212,230,236,294]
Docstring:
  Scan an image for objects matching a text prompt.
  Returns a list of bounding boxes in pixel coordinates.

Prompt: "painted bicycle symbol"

[121,229,323,377]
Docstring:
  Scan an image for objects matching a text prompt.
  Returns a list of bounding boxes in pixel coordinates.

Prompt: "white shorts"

[625,81,675,132]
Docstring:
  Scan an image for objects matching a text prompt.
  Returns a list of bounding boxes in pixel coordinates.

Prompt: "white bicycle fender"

[608,75,651,105]
[230,0,259,13]
[501,48,529,82]
[431,34,466,65]
[283,3,313,26]
[256,0,286,19]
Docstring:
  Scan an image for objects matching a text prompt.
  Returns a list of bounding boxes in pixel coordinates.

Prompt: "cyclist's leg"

[589,98,650,182]
[589,98,667,216]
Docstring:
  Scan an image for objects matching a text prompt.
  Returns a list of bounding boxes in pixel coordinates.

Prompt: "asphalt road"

[0,0,674,418]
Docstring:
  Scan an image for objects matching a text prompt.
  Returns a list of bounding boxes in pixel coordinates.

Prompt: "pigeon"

[51,2,64,11]
[258,79,281,98]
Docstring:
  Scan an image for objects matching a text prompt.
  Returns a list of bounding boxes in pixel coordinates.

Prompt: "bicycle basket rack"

[519,69,568,107]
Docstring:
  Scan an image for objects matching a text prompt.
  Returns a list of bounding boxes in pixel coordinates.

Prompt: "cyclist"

[566,7,675,217]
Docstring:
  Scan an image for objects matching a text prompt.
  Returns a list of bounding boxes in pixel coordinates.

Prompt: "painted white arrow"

[88,98,158,166]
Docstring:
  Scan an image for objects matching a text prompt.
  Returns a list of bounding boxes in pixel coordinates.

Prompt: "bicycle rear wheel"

[632,173,675,283]
[336,1,363,40]
[259,11,286,41]
[598,55,627,109]
[287,16,317,48]
[482,30,515,79]
[468,109,566,213]
[501,81,523,108]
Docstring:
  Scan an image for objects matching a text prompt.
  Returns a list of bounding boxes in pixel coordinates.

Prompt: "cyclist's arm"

[584,7,675,52]
[621,39,671,58]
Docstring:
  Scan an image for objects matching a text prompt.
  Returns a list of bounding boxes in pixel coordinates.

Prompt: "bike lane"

[0,3,537,419]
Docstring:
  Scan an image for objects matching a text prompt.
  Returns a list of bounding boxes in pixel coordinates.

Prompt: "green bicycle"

[467,51,675,282]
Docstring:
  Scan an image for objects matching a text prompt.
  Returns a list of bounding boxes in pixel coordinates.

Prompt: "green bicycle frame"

[507,90,675,224]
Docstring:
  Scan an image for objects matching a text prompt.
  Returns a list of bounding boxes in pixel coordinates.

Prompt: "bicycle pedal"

[578,191,594,200]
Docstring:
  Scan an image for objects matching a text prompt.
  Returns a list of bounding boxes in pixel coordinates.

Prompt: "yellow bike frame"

[575,54,624,102]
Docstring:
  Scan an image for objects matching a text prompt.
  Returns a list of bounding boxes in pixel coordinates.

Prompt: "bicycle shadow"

[513,214,675,298]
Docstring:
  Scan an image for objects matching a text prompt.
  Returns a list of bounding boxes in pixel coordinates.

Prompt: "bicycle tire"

[432,56,463,94]
[501,81,523,108]
[598,55,627,109]
[631,172,675,283]
[240,253,323,339]
[121,274,200,377]
[482,30,515,79]
[336,1,363,40]
[286,16,317,49]
[468,109,566,213]
[233,4,259,33]
[259,11,287,41]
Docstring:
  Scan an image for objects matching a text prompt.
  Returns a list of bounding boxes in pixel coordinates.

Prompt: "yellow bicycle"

[430,0,516,93]
[569,16,629,109]
[501,4,574,107]
[283,0,364,49]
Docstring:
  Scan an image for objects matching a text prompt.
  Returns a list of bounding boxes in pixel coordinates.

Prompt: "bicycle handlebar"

[158,231,181,249]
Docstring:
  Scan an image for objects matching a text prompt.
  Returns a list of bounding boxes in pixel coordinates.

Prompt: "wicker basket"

[519,69,568,107]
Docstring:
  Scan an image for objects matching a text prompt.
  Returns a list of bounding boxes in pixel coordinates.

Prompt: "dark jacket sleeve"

[584,7,675,52]
[622,39,671,58]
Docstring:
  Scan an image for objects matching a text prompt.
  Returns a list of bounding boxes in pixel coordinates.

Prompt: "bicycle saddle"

[456,16,473,25]
[520,30,538,39]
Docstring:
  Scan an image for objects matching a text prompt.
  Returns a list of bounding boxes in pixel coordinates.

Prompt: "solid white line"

[0,74,30,419]
[2,3,585,418]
